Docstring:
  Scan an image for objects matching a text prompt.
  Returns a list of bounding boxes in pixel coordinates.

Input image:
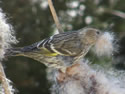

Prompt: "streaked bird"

[6,27,102,70]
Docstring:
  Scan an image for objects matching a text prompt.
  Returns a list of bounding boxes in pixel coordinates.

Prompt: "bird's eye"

[96,31,100,35]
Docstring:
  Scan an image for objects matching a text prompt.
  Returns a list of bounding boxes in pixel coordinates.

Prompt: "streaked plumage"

[6,27,102,70]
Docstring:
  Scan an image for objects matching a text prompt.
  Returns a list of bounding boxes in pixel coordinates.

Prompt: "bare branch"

[48,0,64,33]
[100,7,125,19]
[110,10,125,19]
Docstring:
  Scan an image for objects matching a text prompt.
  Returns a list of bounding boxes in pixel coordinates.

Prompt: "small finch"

[6,27,101,69]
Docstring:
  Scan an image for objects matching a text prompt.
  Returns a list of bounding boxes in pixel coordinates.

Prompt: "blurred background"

[1,0,125,94]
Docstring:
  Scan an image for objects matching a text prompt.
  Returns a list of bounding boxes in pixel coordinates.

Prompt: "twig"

[110,10,125,19]
[101,7,125,19]
[48,0,64,33]
[0,62,12,94]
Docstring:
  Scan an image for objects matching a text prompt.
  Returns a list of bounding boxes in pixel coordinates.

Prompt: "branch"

[0,62,12,94]
[48,0,64,33]
[110,10,125,19]
[99,7,125,19]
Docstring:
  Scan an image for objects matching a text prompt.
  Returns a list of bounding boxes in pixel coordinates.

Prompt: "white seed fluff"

[51,59,125,94]
[94,32,115,57]
[0,9,18,94]
[0,9,18,60]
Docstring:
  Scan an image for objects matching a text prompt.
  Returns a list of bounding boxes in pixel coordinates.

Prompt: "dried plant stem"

[0,62,11,94]
[102,8,125,19]
[48,0,64,33]
[110,10,125,19]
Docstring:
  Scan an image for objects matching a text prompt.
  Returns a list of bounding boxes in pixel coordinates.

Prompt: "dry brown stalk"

[0,62,12,94]
[48,0,64,33]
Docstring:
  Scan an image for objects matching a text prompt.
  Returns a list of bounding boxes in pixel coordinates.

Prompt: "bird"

[5,27,102,70]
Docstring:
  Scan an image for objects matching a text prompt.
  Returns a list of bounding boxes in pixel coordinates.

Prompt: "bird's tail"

[5,42,39,57]
[5,47,25,57]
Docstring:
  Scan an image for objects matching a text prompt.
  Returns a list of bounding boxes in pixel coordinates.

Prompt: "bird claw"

[56,63,80,83]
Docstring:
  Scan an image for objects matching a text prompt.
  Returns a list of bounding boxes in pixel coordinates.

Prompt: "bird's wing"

[37,31,83,56]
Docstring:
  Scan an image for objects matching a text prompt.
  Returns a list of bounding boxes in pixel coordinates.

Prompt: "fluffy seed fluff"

[93,32,116,57]
[50,59,125,94]
[0,85,4,94]
[0,9,17,94]
[0,9,18,60]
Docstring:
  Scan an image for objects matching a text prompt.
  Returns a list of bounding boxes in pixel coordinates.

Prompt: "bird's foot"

[56,63,80,83]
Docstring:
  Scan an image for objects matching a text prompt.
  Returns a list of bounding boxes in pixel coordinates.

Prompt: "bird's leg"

[73,53,84,64]
[73,46,91,64]
[59,66,67,73]
[57,63,80,83]
[56,69,66,83]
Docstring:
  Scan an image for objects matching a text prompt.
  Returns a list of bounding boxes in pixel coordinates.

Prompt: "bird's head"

[79,27,102,45]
